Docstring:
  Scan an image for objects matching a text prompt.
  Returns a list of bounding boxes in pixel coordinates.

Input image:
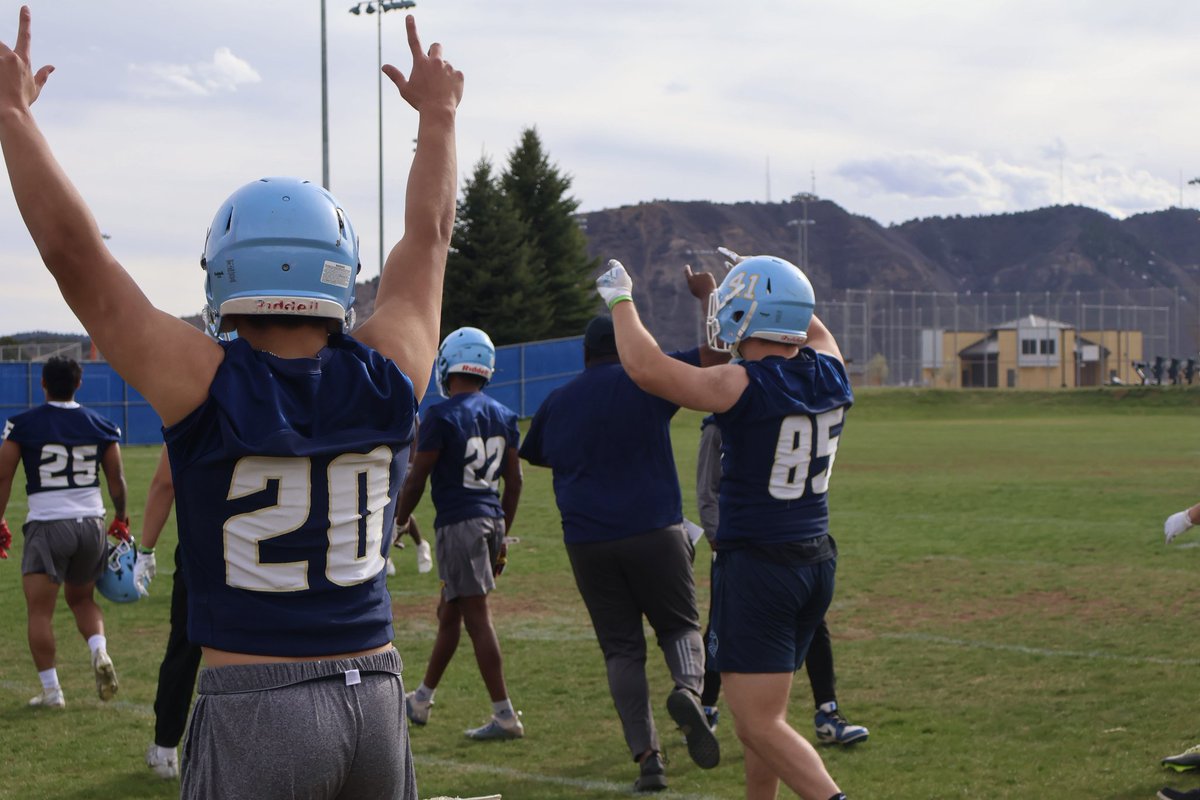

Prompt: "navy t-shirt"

[714,350,853,546]
[164,334,416,657]
[520,349,700,544]
[419,391,520,529]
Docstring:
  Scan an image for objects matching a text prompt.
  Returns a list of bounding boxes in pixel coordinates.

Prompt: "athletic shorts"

[21,517,106,585]
[435,516,504,602]
[708,542,836,673]
[182,649,415,800]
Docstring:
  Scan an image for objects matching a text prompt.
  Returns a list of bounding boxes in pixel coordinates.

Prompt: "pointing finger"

[405,15,423,59]
[15,5,31,63]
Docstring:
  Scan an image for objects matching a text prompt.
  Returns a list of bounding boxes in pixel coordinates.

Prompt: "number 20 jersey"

[2,402,121,521]
[164,335,416,657]
[714,350,853,547]
[418,391,519,529]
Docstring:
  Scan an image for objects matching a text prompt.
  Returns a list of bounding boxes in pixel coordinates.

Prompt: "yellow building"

[920,314,1144,388]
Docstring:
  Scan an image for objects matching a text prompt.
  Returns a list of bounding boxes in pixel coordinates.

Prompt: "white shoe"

[405,691,433,725]
[385,557,396,577]
[145,743,180,779]
[416,540,433,574]
[465,714,525,740]
[29,686,65,709]
[92,649,119,701]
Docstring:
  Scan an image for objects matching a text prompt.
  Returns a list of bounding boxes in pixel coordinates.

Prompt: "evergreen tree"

[444,157,552,345]
[501,127,599,338]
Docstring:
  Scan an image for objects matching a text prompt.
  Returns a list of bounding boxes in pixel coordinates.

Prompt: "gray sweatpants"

[181,649,415,800]
[566,525,704,760]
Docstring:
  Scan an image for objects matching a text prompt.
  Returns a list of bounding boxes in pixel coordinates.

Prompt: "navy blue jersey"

[164,334,416,657]
[419,391,519,528]
[714,350,852,546]
[520,349,700,544]
[2,402,120,521]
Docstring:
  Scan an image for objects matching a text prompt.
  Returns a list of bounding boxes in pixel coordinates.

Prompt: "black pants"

[154,545,203,748]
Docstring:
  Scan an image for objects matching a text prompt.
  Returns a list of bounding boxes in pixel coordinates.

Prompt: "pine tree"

[501,127,599,338]
[444,157,552,345]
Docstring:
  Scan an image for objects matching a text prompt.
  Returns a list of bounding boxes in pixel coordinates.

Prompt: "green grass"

[4,386,1200,799]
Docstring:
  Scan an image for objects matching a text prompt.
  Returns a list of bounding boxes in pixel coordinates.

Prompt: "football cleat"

[146,743,180,780]
[465,714,524,740]
[416,540,433,574]
[634,750,667,793]
[666,688,720,769]
[1158,788,1200,800]
[28,686,65,709]
[92,649,119,702]
[435,327,496,398]
[405,691,432,726]
[703,705,720,731]
[1163,744,1200,772]
[814,701,869,745]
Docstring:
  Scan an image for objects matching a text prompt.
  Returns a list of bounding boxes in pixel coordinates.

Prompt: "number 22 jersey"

[164,334,416,657]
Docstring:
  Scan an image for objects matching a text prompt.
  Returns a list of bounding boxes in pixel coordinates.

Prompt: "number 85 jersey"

[714,350,853,547]
[164,335,416,657]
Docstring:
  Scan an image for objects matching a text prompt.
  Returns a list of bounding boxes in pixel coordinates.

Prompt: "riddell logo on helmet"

[255,298,320,314]
[457,364,490,376]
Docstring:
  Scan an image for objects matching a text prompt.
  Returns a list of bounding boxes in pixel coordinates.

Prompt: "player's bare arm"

[805,314,843,364]
[139,447,175,552]
[599,261,748,413]
[395,448,439,528]
[0,7,222,427]
[355,15,464,399]
[0,438,18,520]
[101,442,128,522]
[500,448,522,535]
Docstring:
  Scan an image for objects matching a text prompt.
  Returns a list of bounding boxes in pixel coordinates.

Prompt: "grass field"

[3,386,1200,799]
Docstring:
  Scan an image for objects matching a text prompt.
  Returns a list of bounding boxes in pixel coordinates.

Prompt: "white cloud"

[129,48,261,99]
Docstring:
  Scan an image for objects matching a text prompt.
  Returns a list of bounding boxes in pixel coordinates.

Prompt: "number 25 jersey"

[164,335,416,657]
[714,350,853,547]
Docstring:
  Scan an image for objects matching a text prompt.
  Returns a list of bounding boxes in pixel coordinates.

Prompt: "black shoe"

[1159,788,1200,800]
[666,688,720,769]
[634,751,667,793]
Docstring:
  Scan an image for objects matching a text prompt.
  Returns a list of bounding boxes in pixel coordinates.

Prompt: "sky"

[1,0,1199,334]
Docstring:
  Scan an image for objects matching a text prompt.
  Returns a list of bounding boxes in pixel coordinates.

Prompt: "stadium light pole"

[349,0,416,277]
[788,192,818,272]
[320,1,330,189]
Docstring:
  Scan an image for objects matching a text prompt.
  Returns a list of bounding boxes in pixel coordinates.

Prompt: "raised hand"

[684,264,717,300]
[596,260,633,309]
[0,7,55,112]
[382,15,464,116]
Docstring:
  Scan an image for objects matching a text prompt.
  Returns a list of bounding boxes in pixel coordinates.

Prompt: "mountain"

[577,199,1200,349]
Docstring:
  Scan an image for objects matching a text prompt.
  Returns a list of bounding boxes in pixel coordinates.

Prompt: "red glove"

[0,519,11,559]
[107,516,131,542]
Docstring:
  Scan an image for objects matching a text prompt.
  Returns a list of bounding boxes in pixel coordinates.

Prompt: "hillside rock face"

[578,199,1200,350]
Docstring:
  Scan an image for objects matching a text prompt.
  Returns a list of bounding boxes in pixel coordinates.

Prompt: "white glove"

[596,260,633,309]
[1165,510,1194,545]
[134,550,157,597]
[717,246,745,272]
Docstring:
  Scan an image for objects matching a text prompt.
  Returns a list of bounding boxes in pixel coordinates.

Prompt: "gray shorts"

[436,516,504,602]
[181,649,415,800]
[21,517,106,585]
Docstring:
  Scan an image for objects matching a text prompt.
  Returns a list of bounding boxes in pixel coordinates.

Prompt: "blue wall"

[1,336,585,445]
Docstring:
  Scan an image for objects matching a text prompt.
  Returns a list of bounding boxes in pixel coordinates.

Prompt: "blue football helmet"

[96,540,140,604]
[707,255,815,357]
[202,177,361,336]
[436,327,496,397]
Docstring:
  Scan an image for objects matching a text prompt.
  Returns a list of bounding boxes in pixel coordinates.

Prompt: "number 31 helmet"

[707,255,816,357]
[436,327,496,398]
[201,177,361,337]
[96,540,140,604]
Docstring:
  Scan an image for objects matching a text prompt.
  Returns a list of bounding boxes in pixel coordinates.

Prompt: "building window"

[1039,338,1056,355]
[1022,339,1037,355]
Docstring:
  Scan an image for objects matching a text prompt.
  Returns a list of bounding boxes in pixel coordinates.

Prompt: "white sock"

[414,683,435,703]
[493,698,515,720]
[87,634,107,656]
[38,668,60,690]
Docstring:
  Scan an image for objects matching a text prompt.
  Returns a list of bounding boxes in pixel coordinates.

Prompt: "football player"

[135,445,198,780]
[520,314,720,792]
[0,356,128,709]
[597,254,852,800]
[397,327,524,740]
[0,8,462,799]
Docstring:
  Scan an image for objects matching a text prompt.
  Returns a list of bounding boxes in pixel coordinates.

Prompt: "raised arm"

[805,315,843,364]
[354,15,463,400]
[684,264,729,368]
[598,261,747,413]
[0,8,223,426]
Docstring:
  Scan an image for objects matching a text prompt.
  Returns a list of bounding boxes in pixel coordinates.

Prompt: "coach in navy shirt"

[520,315,719,792]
